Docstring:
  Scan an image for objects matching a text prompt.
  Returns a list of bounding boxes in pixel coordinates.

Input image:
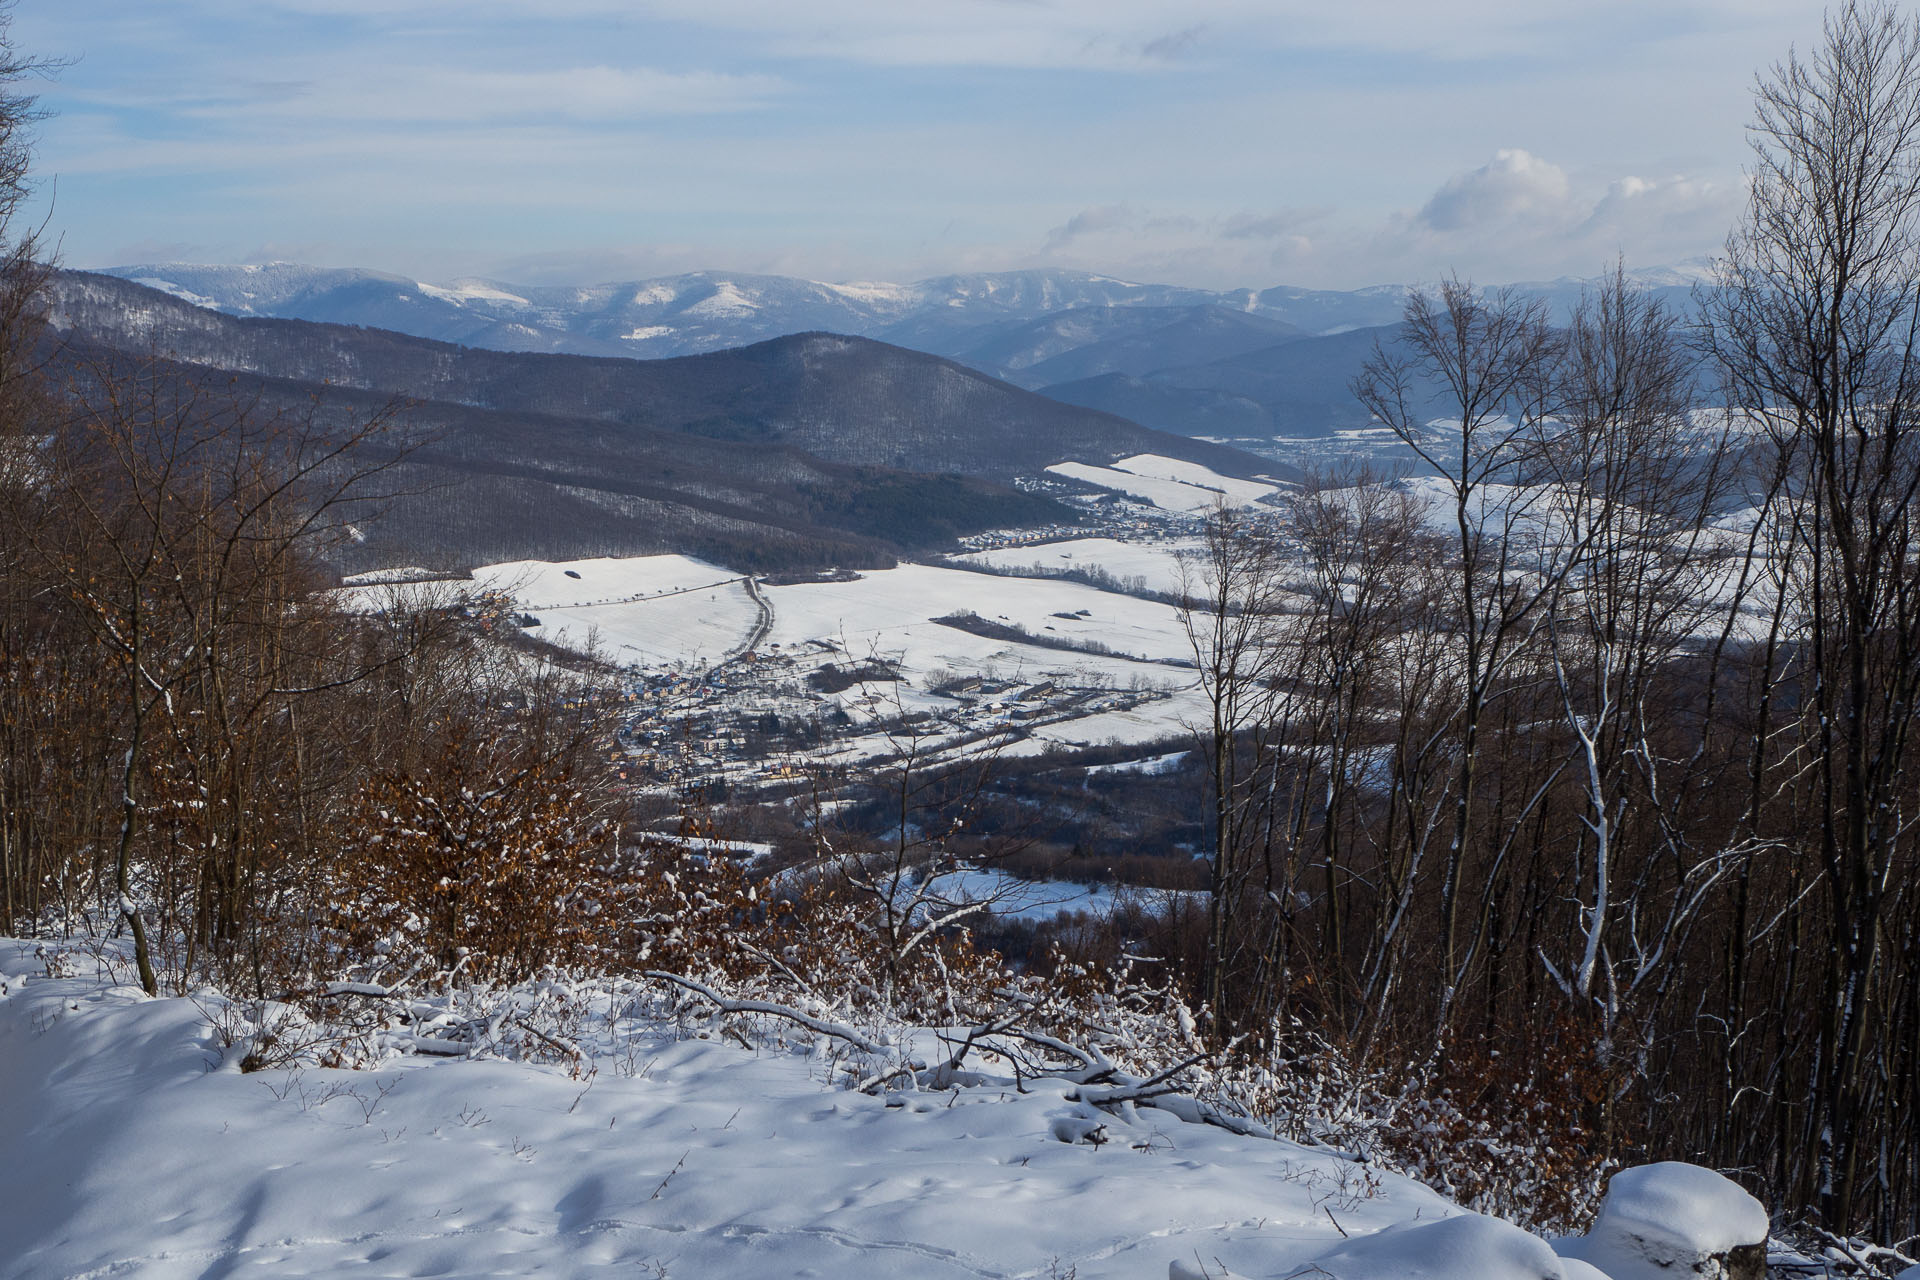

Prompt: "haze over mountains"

[102,260,1711,441]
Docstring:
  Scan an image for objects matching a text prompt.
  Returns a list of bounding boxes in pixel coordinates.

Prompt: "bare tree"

[1353,278,1564,1037]
[1532,268,1747,1113]
[1702,0,1920,1236]
[1287,468,1429,1033]
[1179,503,1302,1043]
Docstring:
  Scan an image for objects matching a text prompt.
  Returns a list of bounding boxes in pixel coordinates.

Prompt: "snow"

[456,553,1208,747]
[1030,705,1202,751]
[0,937,1595,1280]
[620,325,672,341]
[1111,455,1279,508]
[1306,1212,1581,1279]
[1046,458,1274,515]
[468,556,758,667]
[955,537,1201,597]
[1396,475,1570,543]
[1592,1162,1769,1256]
[131,277,225,311]
[762,562,1192,669]
[470,555,739,611]
[328,578,474,615]
[683,281,758,318]
[638,832,776,859]
[821,279,918,307]
[531,585,761,668]
[415,280,531,307]
[1083,750,1189,776]
[339,566,454,586]
[1555,1162,1769,1280]
[924,867,1130,921]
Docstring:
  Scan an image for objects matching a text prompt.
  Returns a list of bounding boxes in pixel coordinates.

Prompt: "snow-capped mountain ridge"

[100,261,1705,369]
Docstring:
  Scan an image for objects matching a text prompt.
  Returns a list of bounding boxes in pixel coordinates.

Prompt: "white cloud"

[179,65,785,124]
[1220,208,1327,241]
[1042,205,1136,251]
[1414,149,1571,233]
[991,151,1740,290]
[1363,151,1742,284]
[140,0,1790,70]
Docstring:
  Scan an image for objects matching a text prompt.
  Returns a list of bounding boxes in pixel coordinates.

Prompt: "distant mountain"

[43,272,1287,571]
[954,305,1305,389]
[1036,275,1712,441]
[49,271,1272,480]
[1039,374,1277,441]
[1041,326,1424,439]
[102,262,1422,363]
[101,263,1263,363]
[97,261,1710,439]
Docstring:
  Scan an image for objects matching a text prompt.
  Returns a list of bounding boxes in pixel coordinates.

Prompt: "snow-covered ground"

[1110,455,1283,507]
[469,555,1194,678]
[471,555,743,611]
[468,556,761,667]
[465,554,1212,756]
[1083,750,1190,777]
[0,939,1743,1280]
[763,563,1191,669]
[955,537,1201,597]
[1047,455,1276,514]
[925,868,1145,922]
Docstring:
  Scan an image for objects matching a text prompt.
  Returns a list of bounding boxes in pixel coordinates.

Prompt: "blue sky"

[10,1,1828,289]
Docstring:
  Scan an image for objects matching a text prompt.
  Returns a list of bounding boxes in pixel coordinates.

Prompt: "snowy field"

[467,553,1214,753]
[527,584,760,668]
[469,555,745,610]
[1111,455,1283,506]
[0,940,1774,1280]
[1047,454,1278,514]
[472,556,762,667]
[955,536,1201,597]
[926,867,1149,921]
[763,562,1190,670]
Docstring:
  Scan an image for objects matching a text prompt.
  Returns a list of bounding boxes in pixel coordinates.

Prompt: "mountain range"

[100,261,1711,442]
[43,271,1285,573]
[101,262,1413,363]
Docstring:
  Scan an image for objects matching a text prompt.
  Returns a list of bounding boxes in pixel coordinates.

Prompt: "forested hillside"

[45,271,1276,480]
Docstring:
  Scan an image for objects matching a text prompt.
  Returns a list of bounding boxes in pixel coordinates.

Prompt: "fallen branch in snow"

[513,1018,584,1064]
[854,1064,918,1095]
[403,1034,472,1057]
[270,959,434,1007]
[1061,1054,1273,1139]
[645,971,886,1054]
[1069,1053,1208,1107]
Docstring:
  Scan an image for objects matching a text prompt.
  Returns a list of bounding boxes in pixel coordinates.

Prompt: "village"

[607,634,1182,796]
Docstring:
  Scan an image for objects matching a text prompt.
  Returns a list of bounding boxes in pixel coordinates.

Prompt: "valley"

[332,458,1265,927]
